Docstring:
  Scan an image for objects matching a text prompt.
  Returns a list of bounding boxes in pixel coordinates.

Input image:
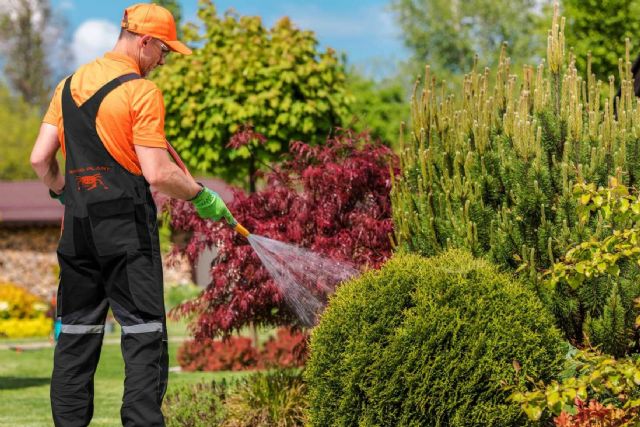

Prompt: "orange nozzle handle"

[234,223,250,238]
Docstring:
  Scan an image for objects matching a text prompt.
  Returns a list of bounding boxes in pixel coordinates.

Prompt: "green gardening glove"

[49,188,65,205]
[191,186,236,226]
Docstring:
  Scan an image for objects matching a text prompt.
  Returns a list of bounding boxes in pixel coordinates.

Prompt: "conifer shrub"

[390,6,640,272]
[305,250,565,426]
[389,5,640,350]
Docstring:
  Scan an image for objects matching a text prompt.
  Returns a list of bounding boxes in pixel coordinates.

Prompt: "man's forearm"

[33,157,64,194]
[152,162,202,200]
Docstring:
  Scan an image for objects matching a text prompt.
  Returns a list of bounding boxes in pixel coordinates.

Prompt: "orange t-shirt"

[43,52,166,175]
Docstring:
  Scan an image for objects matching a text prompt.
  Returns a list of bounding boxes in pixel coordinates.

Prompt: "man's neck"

[111,40,144,76]
[112,40,138,64]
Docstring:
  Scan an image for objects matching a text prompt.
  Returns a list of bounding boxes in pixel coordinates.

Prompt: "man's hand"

[191,186,236,225]
[49,188,65,205]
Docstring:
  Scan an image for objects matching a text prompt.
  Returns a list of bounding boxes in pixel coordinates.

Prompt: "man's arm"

[137,145,237,224]
[30,123,64,194]
[135,144,202,200]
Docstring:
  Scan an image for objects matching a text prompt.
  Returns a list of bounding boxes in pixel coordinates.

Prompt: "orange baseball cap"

[121,3,192,55]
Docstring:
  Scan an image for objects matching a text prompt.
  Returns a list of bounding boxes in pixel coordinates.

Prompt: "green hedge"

[305,250,565,426]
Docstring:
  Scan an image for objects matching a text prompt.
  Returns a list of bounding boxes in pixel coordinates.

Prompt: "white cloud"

[72,19,119,67]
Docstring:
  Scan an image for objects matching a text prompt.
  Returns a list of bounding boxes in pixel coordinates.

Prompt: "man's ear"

[139,34,152,47]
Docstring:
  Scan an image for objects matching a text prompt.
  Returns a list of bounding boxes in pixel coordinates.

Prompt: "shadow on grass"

[0,376,50,390]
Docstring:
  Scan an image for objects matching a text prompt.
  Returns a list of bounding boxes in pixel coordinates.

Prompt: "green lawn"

[0,321,250,427]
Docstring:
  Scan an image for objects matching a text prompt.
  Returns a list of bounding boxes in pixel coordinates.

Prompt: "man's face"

[138,36,169,77]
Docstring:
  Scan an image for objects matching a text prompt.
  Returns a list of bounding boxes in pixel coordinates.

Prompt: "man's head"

[117,3,191,77]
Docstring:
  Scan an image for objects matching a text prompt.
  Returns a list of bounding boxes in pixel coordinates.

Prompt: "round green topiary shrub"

[305,250,566,426]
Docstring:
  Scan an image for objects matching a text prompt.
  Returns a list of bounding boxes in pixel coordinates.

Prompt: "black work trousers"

[51,215,168,427]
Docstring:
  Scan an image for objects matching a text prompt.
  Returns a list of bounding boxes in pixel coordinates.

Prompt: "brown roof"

[0,179,235,226]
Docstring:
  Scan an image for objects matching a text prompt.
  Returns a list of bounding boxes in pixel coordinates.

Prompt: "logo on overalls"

[76,173,109,191]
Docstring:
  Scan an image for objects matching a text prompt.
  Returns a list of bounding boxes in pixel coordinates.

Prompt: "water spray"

[167,141,358,326]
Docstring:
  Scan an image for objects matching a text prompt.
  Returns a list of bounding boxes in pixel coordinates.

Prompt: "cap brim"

[165,40,192,55]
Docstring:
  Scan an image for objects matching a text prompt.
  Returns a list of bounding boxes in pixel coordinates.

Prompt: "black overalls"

[50,73,168,427]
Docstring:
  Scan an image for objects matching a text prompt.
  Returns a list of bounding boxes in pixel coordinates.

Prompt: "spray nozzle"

[233,222,251,238]
[225,214,250,237]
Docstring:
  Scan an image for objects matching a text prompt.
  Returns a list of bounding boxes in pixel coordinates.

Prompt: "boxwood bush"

[305,250,566,426]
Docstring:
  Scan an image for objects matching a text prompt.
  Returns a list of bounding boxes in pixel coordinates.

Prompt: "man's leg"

[51,251,109,427]
[103,251,167,427]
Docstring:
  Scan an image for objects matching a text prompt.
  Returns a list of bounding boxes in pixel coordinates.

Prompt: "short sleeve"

[43,80,64,125]
[131,83,167,149]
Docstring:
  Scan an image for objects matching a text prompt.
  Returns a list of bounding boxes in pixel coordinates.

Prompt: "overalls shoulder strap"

[66,72,141,119]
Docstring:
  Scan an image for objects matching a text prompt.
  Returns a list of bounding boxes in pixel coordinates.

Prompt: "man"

[29,4,232,426]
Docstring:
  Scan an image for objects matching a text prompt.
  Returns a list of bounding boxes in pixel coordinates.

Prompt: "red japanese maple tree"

[166,130,398,339]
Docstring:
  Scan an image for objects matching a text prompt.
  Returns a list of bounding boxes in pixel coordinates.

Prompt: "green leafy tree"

[390,0,550,80]
[0,81,40,180]
[345,70,410,150]
[153,0,351,191]
[563,0,640,83]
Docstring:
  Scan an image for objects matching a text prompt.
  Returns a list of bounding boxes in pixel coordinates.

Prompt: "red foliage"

[258,328,309,369]
[554,398,629,426]
[166,130,398,339]
[176,328,309,372]
[177,336,259,371]
[227,124,267,149]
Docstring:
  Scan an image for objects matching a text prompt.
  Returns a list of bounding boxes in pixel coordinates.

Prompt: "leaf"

[620,198,630,213]
[522,404,543,421]
[546,390,563,414]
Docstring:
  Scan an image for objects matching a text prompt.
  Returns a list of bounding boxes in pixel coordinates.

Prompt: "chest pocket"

[87,197,140,257]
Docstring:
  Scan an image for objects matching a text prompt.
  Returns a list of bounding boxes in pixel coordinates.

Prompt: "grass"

[0,319,252,427]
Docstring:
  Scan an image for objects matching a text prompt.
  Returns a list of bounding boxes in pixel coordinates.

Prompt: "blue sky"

[51,0,409,78]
